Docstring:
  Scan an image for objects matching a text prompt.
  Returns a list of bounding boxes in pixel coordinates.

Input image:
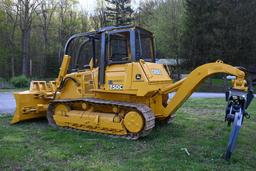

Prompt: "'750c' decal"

[109,84,123,90]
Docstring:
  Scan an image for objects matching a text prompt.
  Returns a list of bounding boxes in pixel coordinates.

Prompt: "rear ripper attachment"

[224,89,254,160]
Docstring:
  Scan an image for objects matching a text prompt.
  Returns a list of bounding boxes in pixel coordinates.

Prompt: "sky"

[78,0,141,14]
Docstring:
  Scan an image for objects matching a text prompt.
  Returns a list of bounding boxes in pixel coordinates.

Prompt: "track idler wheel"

[123,111,144,133]
[54,104,71,117]
[47,103,70,127]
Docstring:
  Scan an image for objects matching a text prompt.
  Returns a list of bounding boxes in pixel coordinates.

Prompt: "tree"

[90,0,106,30]
[139,0,184,62]
[183,0,256,68]
[0,0,19,77]
[16,0,41,76]
[135,0,159,27]
[105,0,134,26]
[80,10,90,32]
[217,0,256,67]
[0,0,92,79]
[36,0,57,77]
[183,0,221,67]
[0,6,9,78]
[57,0,80,63]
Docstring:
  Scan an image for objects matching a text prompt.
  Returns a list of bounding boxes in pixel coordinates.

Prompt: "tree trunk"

[40,28,48,77]
[22,30,31,76]
[11,56,15,77]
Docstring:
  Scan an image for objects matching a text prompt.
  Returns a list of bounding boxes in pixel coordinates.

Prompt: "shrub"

[10,75,30,88]
[0,77,14,89]
[0,77,5,83]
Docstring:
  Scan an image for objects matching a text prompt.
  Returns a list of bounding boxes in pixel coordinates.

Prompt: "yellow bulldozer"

[11,26,254,160]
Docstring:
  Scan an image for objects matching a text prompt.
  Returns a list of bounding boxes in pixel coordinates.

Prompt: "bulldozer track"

[47,98,155,140]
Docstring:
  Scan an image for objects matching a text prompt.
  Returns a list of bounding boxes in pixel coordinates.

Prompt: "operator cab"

[64,26,156,71]
[64,26,157,86]
[105,26,156,64]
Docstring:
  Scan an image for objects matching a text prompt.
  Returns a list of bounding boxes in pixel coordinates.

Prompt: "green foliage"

[0,0,91,79]
[183,0,256,68]
[137,0,256,68]
[0,0,256,79]
[105,0,134,26]
[139,0,185,58]
[10,75,30,88]
[0,77,5,83]
[182,0,223,67]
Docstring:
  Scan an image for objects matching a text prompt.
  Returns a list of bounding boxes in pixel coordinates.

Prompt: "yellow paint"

[152,61,247,119]
[11,91,51,124]
[12,56,248,137]
[56,55,71,88]
[123,111,144,133]
[54,109,127,135]
[54,104,70,117]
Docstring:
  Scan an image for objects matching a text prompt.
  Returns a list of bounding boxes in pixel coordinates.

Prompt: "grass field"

[1,98,256,170]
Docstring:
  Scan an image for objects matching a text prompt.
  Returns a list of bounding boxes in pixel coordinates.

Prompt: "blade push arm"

[56,55,71,88]
[156,60,247,118]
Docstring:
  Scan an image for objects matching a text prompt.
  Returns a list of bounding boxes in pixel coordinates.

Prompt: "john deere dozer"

[12,26,254,160]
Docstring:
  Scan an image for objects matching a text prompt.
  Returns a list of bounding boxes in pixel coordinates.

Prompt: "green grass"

[210,78,226,86]
[1,98,256,170]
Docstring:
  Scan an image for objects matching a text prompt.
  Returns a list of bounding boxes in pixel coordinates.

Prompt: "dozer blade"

[11,91,51,124]
[11,55,67,124]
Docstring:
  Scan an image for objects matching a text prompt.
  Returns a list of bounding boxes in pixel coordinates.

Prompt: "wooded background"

[0,0,255,80]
